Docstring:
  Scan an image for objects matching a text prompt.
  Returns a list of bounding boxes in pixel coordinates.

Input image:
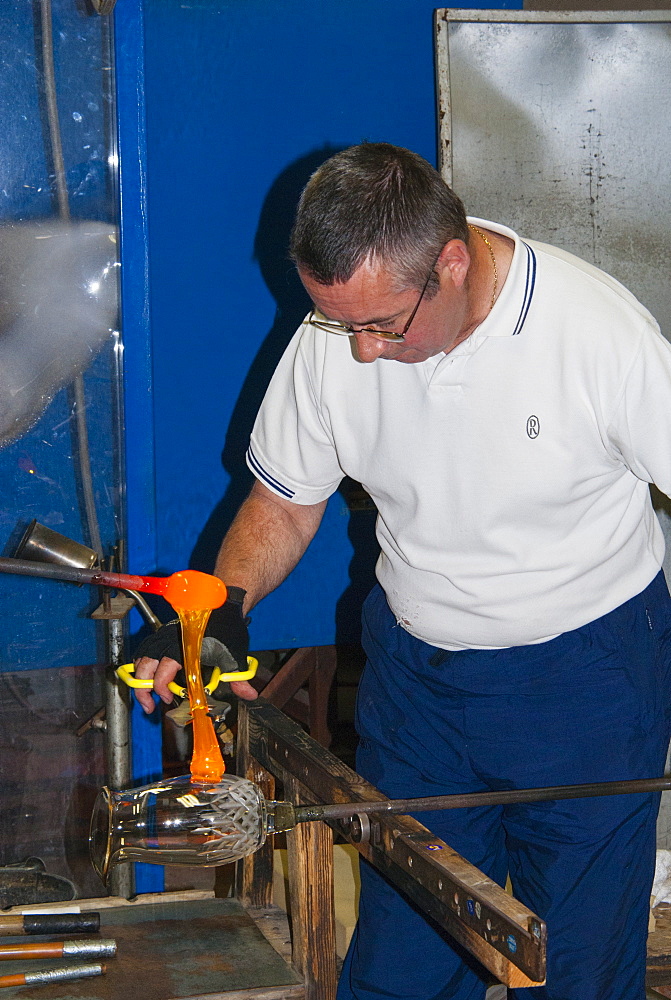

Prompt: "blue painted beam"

[113,0,163,893]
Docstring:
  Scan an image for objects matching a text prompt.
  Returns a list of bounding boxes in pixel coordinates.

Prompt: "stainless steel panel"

[436,13,671,340]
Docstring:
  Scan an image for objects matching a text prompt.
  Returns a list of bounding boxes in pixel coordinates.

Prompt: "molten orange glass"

[95,568,227,782]
[157,571,228,784]
[137,569,227,611]
[176,607,226,783]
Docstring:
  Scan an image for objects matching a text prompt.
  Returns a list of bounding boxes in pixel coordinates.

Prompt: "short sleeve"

[247,323,345,504]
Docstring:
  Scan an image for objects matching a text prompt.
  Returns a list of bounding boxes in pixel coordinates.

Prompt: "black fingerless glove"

[134,586,250,671]
[205,586,249,672]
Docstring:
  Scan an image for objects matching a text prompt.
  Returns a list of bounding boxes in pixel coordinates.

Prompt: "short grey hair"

[290,142,469,295]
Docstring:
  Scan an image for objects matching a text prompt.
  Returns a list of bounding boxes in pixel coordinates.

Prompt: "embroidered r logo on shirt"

[526,415,540,438]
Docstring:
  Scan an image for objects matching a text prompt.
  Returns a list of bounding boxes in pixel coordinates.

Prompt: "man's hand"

[133,651,181,713]
[132,587,258,714]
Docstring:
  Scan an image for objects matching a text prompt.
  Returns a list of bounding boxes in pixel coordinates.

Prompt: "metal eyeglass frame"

[307,254,440,342]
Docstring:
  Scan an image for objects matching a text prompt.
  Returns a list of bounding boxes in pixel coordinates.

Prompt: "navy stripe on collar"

[247,445,295,499]
[511,242,536,337]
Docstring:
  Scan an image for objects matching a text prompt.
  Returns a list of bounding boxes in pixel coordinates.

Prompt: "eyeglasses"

[308,257,439,343]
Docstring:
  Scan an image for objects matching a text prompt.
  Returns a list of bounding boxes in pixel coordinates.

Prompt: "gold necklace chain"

[468,224,498,312]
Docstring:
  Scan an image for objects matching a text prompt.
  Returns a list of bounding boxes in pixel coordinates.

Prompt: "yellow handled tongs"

[116,655,258,698]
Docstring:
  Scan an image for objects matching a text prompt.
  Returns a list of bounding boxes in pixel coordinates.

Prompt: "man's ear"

[436,239,470,290]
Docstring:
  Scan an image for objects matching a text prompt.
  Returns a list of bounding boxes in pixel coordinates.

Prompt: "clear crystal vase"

[89,774,269,882]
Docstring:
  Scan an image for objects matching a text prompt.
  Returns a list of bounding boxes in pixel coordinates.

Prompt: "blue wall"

[0,0,522,662]
[131,0,521,651]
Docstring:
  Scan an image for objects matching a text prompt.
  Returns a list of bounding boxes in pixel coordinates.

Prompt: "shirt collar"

[465,217,537,339]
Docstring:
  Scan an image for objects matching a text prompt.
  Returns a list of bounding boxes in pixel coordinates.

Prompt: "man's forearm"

[214,481,327,613]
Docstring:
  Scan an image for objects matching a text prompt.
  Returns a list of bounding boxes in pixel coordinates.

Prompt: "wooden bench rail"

[235,699,547,999]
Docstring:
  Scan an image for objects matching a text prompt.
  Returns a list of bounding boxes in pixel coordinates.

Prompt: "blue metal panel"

[138,0,522,652]
[114,0,156,587]
[113,0,164,892]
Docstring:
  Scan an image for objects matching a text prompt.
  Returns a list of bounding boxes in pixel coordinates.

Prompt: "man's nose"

[353,331,387,363]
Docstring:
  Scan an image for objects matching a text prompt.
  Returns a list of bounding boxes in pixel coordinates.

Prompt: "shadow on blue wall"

[189,146,378,645]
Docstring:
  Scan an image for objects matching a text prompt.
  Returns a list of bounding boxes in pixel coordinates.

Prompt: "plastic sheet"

[0,663,107,900]
[0,0,122,898]
[0,218,118,445]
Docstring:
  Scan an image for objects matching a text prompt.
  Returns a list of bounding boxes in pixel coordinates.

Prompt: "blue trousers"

[337,574,671,1000]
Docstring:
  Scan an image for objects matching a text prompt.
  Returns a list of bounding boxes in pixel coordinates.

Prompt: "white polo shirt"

[247,219,671,650]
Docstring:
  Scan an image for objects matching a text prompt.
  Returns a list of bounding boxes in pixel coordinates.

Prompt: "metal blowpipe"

[0,555,175,594]
[90,766,671,876]
[0,556,225,613]
[276,775,671,832]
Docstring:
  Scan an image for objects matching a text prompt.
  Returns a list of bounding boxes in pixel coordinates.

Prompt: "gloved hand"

[133,586,258,713]
[134,586,249,670]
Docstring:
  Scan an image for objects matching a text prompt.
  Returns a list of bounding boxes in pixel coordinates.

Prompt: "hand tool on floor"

[0,939,116,961]
[0,912,100,937]
[0,963,105,988]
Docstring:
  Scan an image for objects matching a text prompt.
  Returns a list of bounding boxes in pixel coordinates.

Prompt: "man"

[135,143,671,1000]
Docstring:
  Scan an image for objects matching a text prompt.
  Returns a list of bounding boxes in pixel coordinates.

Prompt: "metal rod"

[127,589,162,630]
[0,555,145,590]
[0,963,106,987]
[0,939,116,961]
[0,557,224,611]
[0,558,219,609]
[40,0,105,562]
[0,913,100,937]
[72,375,104,560]
[294,775,671,824]
[105,616,134,899]
[40,0,69,220]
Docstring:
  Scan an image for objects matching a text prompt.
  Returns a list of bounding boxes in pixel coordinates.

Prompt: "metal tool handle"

[0,555,142,589]
[293,774,671,825]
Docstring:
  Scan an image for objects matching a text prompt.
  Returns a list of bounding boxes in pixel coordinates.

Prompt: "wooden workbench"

[2,697,547,999]
[0,893,302,1000]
